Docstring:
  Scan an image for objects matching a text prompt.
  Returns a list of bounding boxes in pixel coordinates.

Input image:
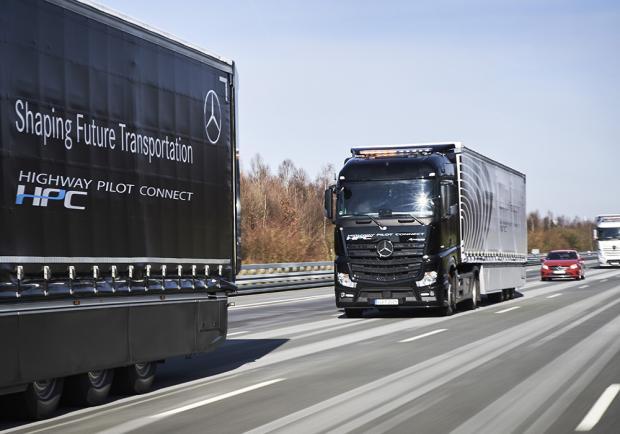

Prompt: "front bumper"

[598,255,620,266]
[335,282,447,308]
[541,268,580,279]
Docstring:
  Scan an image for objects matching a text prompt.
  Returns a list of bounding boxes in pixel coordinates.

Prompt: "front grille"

[346,237,425,282]
[602,247,620,256]
[550,266,566,271]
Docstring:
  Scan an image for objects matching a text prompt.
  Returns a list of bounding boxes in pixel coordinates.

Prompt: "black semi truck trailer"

[325,143,526,317]
[0,0,240,419]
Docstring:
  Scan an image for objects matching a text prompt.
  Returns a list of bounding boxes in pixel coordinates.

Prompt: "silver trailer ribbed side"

[456,144,527,293]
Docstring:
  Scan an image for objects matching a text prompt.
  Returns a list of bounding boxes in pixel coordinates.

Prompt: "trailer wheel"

[487,292,503,303]
[21,378,64,420]
[344,308,364,318]
[64,369,114,406]
[115,362,157,395]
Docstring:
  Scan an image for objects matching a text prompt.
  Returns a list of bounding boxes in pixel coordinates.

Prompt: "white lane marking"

[399,328,447,343]
[575,384,620,431]
[99,378,286,434]
[154,378,285,419]
[600,279,608,282]
[227,331,248,336]
[231,294,332,310]
[495,306,520,314]
[546,294,562,299]
[579,285,590,288]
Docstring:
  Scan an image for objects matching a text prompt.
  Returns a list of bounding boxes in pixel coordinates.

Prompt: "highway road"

[2,264,619,433]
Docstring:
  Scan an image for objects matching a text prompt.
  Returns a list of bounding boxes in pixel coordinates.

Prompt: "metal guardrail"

[235,261,333,295]
[233,252,599,296]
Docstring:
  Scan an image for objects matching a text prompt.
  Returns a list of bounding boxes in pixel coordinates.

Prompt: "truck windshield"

[337,180,434,218]
[597,227,620,240]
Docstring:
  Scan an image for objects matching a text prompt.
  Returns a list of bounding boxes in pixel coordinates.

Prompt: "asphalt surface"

[2,263,620,434]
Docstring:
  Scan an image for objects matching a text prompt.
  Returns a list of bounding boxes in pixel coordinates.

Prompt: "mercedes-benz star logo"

[376,240,394,258]
[204,90,222,144]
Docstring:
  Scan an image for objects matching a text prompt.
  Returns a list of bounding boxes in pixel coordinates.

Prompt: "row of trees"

[240,155,334,263]
[527,211,594,253]
[239,156,595,263]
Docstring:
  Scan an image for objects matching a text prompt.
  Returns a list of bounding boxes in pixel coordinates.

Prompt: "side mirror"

[592,229,598,240]
[324,185,335,221]
[440,181,457,219]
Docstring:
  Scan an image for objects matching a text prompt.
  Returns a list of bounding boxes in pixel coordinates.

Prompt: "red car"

[541,250,585,281]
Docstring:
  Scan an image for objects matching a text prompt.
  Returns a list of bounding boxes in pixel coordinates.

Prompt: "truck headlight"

[337,272,357,288]
[416,271,437,287]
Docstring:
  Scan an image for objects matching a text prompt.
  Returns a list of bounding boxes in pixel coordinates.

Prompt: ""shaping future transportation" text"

[14,99,194,165]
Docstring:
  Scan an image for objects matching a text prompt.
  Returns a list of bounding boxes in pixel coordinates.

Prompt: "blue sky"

[98,0,620,218]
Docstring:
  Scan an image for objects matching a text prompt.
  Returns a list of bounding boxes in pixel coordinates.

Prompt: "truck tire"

[64,369,114,406]
[441,271,458,316]
[344,308,364,318]
[115,362,157,395]
[22,378,64,420]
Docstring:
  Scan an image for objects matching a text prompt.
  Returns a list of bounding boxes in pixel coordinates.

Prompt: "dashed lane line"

[99,378,286,434]
[495,306,521,314]
[399,329,448,343]
[575,384,620,432]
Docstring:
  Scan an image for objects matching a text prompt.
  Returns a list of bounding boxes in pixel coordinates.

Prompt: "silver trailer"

[458,145,527,296]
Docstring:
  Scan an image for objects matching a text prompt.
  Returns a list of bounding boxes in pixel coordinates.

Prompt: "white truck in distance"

[594,215,620,267]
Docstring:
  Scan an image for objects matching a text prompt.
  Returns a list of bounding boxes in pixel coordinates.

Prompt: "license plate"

[553,270,565,274]
[374,299,399,306]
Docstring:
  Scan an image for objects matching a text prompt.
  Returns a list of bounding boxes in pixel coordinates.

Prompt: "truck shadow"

[154,338,288,389]
[0,338,287,427]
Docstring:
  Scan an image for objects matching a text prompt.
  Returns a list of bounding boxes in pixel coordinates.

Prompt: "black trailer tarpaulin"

[0,0,237,270]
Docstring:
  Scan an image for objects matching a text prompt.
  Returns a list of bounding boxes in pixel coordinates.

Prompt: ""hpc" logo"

[15,185,87,210]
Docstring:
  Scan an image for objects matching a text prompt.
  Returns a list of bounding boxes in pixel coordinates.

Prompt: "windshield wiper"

[393,212,426,226]
[348,214,387,230]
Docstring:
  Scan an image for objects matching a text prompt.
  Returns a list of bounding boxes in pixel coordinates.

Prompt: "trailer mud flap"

[196,298,227,351]
[0,315,21,387]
